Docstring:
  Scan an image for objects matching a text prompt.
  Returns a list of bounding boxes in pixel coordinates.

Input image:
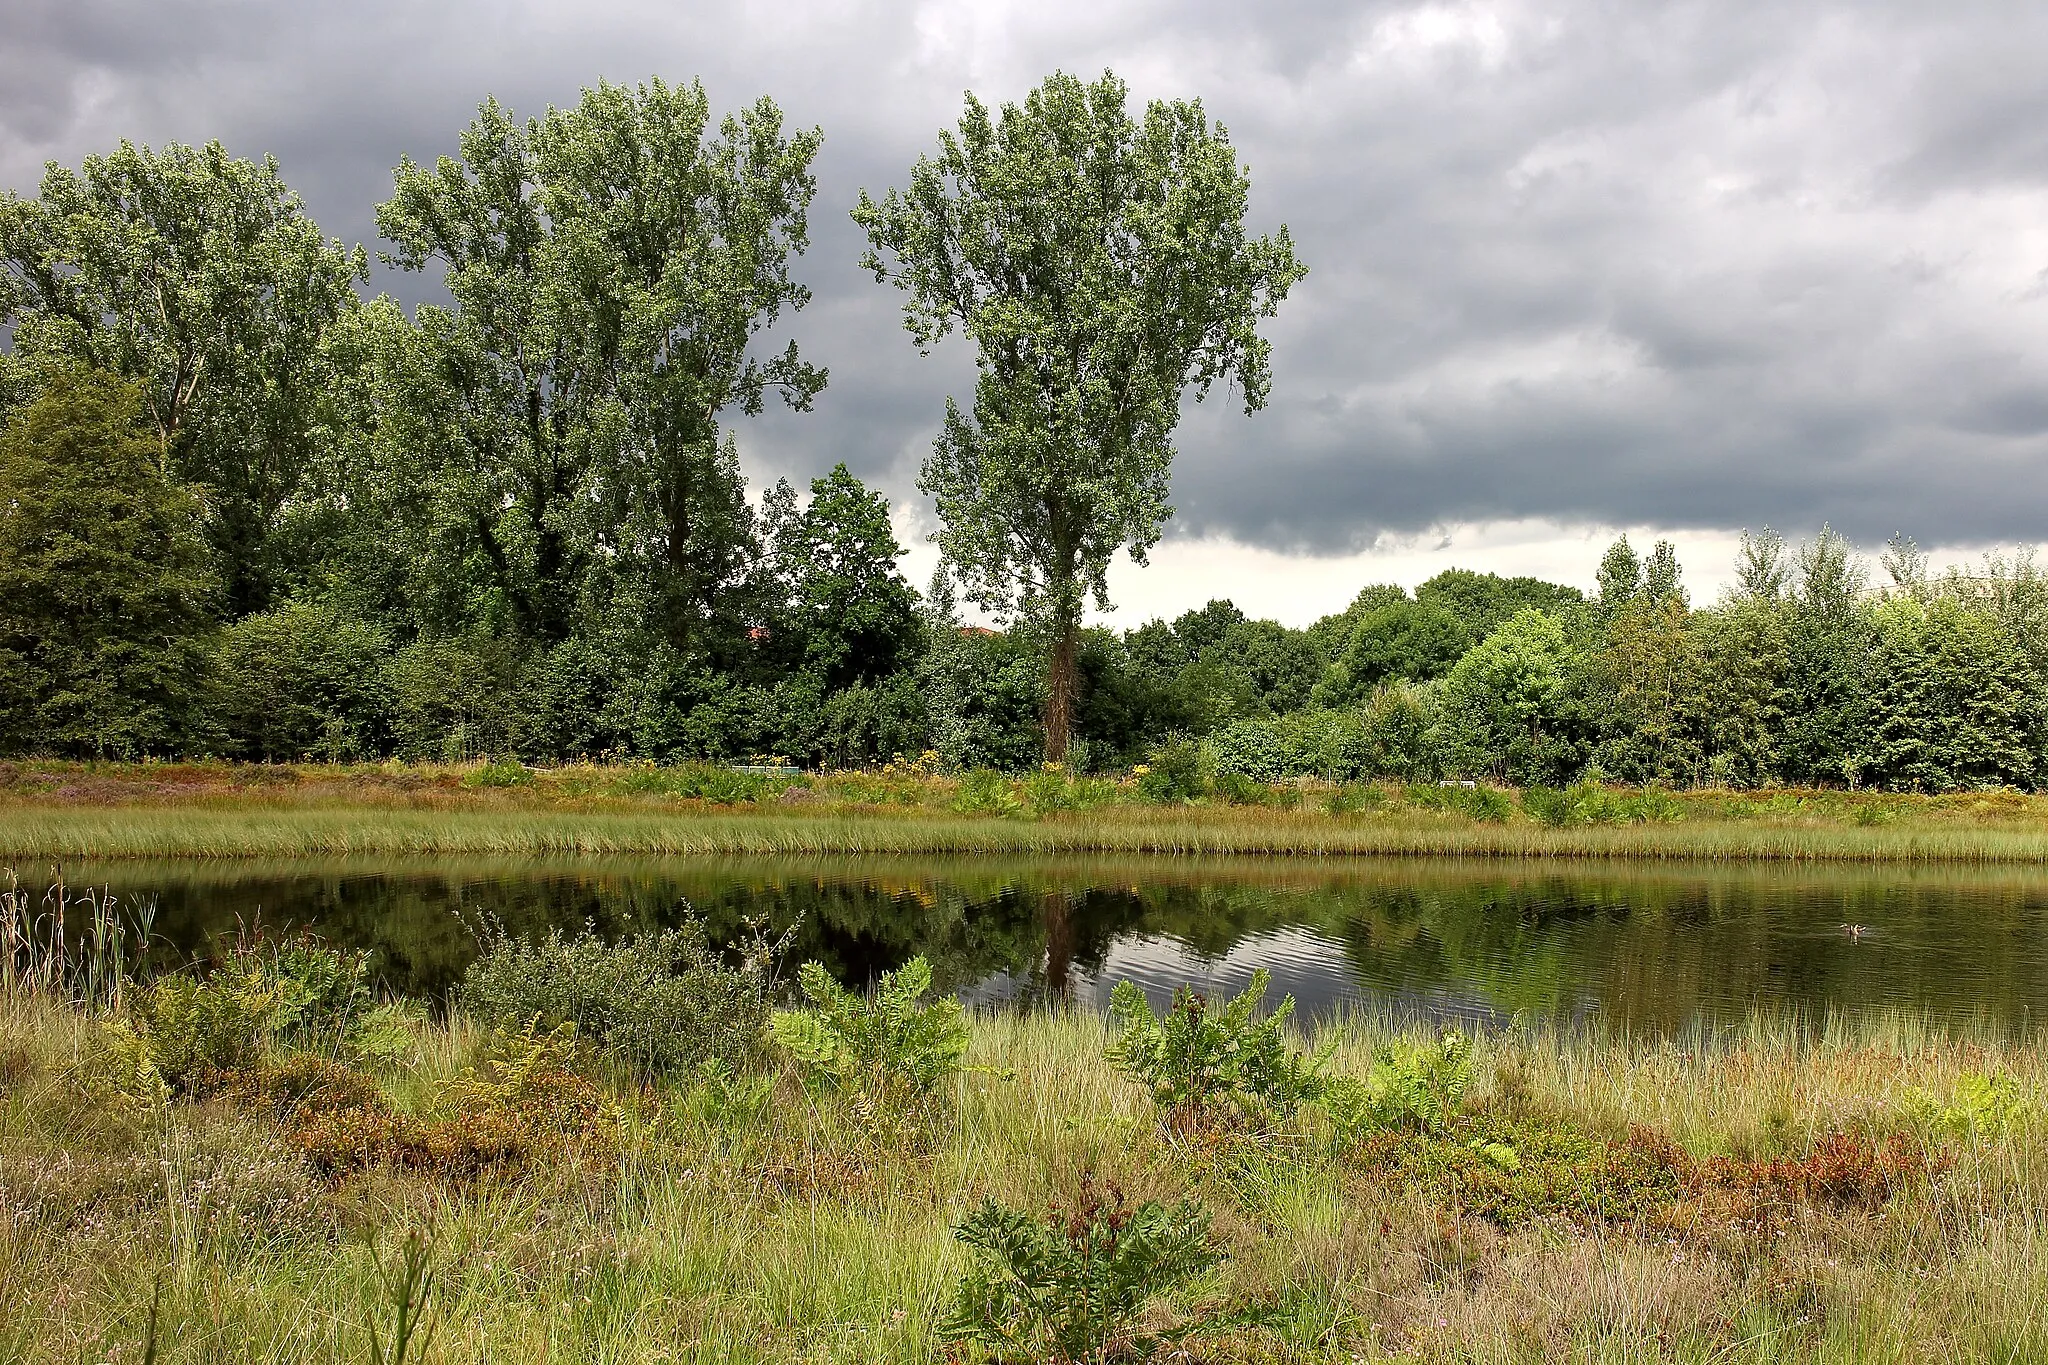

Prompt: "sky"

[8,0,2048,627]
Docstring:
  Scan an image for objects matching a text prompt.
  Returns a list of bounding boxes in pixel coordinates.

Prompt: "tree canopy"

[854,69,1305,759]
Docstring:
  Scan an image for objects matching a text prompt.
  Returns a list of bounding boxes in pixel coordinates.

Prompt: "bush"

[1106,970,1330,1131]
[1905,1072,2032,1139]
[613,761,795,804]
[1211,708,1370,783]
[770,956,969,1101]
[1023,763,1082,813]
[384,633,520,762]
[1137,740,1210,803]
[941,1176,1225,1362]
[214,599,391,761]
[952,767,1022,816]
[462,759,534,789]
[1522,781,1685,827]
[1408,782,1515,823]
[458,920,768,1078]
[129,971,287,1090]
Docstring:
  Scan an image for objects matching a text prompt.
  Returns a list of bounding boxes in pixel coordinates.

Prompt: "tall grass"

[9,800,2048,862]
[0,867,152,1006]
[7,975,2048,1363]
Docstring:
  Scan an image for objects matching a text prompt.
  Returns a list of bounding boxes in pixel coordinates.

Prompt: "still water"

[28,855,2048,1034]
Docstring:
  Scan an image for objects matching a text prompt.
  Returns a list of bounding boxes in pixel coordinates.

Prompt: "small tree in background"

[855,69,1305,761]
[0,370,218,756]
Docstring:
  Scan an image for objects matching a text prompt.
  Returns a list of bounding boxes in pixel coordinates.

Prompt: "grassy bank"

[6,983,2047,1363]
[5,760,2048,862]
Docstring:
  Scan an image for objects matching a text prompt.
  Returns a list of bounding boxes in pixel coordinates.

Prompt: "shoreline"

[5,761,2048,863]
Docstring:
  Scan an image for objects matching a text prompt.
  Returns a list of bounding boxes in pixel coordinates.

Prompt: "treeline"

[4,85,2045,790]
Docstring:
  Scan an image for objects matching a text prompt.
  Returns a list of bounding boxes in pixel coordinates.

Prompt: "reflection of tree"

[48,856,2048,1033]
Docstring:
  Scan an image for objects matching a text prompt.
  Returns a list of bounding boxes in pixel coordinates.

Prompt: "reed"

[0,867,152,1006]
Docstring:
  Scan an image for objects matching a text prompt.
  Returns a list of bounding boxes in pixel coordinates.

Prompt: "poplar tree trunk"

[1044,617,1080,763]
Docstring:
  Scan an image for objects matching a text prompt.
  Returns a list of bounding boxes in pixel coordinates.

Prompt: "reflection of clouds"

[1065,925,1509,1030]
[46,855,2048,1036]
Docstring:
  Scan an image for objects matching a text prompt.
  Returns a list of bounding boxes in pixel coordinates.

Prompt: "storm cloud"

[7,0,2048,571]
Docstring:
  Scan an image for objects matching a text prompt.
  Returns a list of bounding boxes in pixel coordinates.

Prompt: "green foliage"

[856,68,1304,760]
[214,600,390,761]
[613,761,795,804]
[0,139,367,614]
[1136,740,1211,803]
[1022,764,1109,813]
[1336,599,1473,693]
[1106,970,1330,1129]
[370,81,823,651]
[462,759,534,789]
[1210,708,1370,783]
[1905,1072,2032,1139]
[1408,782,1515,822]
[0,370,219,757]
[953,768,1025,816]
[459,921,768,1078]
[1325,1028,1477,1138]
[1855,596,2040,791]
[128,971,287,1089]
[1415,568,1586,641]
[759,464,920,689]
[1440,609,1575,784]
[382,634,519,763]
[769,956,969,1099]
[942,1177,1225,1363]
[1521,782,1684,827]
[677,1058,776,1130]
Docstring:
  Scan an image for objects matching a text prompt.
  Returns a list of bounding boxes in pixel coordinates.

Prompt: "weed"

[1325,1028,1478,1138]
[366,1226,439,1365]
[770,956,969,1102]
[1905,1071,2032,1138]
[461,759,534,789]
[954,769,1024,816]
[1409,783,1515,823]
[942,1173,1225,1363]
[1106,969,1330,1132]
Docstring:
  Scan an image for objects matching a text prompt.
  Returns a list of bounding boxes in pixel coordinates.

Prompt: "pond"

[20,855,2048,1034]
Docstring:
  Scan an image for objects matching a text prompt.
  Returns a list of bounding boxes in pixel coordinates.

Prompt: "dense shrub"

[214,599,391,761]
[1211,707,1370,783]
[1137,739,1211,803]
[1522,781,1684,827]
[459,920,768,1077]
[1407,782,1515,823]
[951,767,1023,816]
[384,633,521,762]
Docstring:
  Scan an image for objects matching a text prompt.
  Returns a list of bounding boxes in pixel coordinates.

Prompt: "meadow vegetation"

[4,906,2047,1363]
[8,758,2048,863]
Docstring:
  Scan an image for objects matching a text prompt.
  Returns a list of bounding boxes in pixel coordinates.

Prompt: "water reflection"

[25,855,2048,1034]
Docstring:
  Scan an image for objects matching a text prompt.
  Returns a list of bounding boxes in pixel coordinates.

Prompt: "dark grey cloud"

[7,0,2048,559]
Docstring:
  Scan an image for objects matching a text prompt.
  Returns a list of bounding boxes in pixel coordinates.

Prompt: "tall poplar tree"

[854,70,1305,760]
[372,80,825,650]
[0,141,367,613]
